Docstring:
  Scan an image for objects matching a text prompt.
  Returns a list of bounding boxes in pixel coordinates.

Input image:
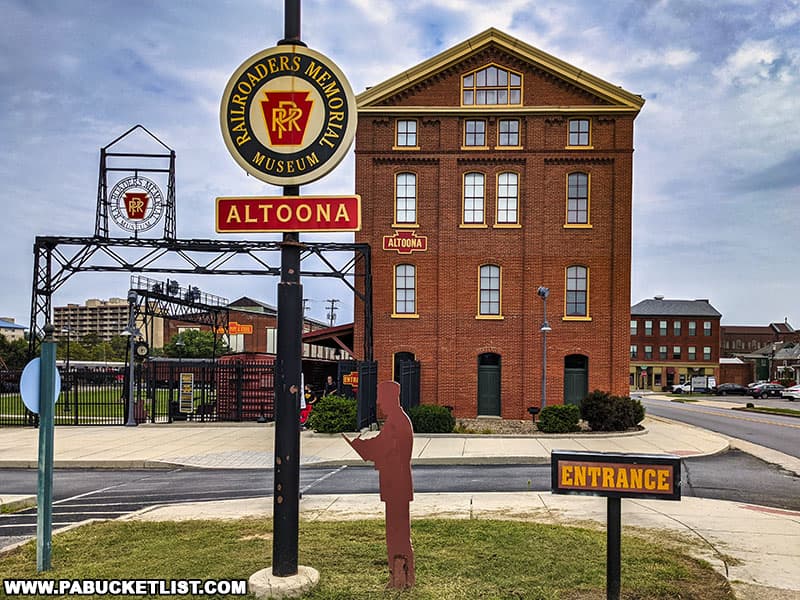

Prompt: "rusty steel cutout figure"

[343,380,415,588]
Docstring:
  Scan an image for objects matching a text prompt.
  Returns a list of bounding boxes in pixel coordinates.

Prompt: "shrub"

[580,390,645,432]
[408,404,455,433]
[306,394,357,433]
[537,404,580,433]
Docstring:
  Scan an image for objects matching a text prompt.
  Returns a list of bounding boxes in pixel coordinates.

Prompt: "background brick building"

[630,297,722,391]
[353,29,643,418]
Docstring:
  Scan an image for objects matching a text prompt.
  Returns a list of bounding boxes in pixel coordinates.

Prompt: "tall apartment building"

[353,29,643,418]
[54,298,161,345]
[630,297,722,391]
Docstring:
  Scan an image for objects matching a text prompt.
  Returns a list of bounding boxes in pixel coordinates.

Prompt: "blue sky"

[1,0,798,329]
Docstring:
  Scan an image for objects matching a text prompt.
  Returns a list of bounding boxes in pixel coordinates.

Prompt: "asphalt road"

[2,451,798,549]
[639,395,800,458]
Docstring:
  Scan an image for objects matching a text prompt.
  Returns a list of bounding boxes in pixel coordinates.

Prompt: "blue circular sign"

[20,358,62,414]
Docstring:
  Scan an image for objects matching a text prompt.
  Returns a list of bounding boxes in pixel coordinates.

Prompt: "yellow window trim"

[460,145,490,151]
[562,316,593,322]
[460,62,524,108]
[494,223,522,229]
[563,224,592,229]
[476,314,504,320]
[391,313,420,319]
[563,264,590,319]
[494,145,523,150]
[392,145,420,151]
[460,223,488,228]
[394,171,417,230]
[477,263,503,320]
[565,171,591,227]
[392,222,419,229]
[567,117,592,148]
[564,145,595,150]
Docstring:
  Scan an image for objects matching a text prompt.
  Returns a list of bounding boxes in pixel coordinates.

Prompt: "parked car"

[781,384,800,401]
[713,383,749,396]
[747,383,785,399]
[671,382,709,394]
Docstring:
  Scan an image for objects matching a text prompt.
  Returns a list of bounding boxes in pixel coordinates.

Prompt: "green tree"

[0,336,29,369]
[162,330,228,358]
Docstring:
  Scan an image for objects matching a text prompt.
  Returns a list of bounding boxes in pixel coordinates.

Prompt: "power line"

[326,298,340,327]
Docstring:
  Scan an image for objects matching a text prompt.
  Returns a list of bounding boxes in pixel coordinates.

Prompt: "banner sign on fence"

[551,451,681,501]
[179,373,194,414]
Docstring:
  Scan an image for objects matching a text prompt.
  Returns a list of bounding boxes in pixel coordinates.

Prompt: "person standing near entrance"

[343,380,415,588]
[323,374,337,396]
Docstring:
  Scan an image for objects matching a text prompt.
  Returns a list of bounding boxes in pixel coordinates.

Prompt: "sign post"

[218,0,357,584]
[551,451,682,600]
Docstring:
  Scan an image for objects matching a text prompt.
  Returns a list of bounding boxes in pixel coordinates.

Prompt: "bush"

[537,404,580,433]
[306,394,357,433]
[408,404,455,433]
[580,390,645,431]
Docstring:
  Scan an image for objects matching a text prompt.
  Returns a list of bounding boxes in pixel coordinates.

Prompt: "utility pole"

[302,298,310,314]
[326,298,339,327]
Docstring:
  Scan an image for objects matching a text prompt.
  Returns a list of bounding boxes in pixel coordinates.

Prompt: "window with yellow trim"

[566,172,589,224]
[394,264,416,315]
[396,119,417,147]
[497,172,519,224]
[568,119,590,146]
[479,264,501,316]
[395,172,417,225]
[565,265,588,317]
[463,172,485,224]
[462,65,521,106]
[498,119,520,146]
[464,119,486,146]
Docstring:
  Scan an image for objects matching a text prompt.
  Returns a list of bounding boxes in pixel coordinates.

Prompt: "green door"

[477,353,501,416]
[564,354,588,406]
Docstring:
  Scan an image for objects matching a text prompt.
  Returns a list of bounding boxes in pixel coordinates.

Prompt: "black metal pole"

[272,1,304,576]
[607,497,621,600]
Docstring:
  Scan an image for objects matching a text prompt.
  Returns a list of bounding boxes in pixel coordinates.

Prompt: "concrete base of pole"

[248,566,319,599]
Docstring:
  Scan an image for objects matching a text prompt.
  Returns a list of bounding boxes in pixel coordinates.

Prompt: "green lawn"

[0,518,734,600]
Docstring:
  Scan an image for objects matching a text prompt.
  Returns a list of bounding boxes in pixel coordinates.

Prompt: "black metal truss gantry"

[29,236,373,358]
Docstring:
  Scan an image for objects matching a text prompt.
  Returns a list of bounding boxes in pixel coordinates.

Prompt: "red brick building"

[353,29,643,418]
[629,297,722,391]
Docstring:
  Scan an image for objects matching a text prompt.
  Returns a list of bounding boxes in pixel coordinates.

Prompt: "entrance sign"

[216,195,361,232]
[109,175,165,233]
[552,450,681,501]
[551,451,681,600]
[179,372,194,414]
[220,45,357,186]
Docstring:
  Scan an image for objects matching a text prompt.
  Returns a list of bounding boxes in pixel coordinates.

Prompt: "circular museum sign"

[109,175,165,233]
[220,45,357,186]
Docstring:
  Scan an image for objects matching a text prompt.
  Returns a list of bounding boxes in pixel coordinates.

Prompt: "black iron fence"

[0,360,275,426]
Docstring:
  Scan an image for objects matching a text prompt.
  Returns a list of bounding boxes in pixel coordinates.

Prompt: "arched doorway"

[564,354,588,406]
[477,353,501,416]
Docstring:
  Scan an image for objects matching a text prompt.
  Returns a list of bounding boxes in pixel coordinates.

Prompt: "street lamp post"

[537,286,552,411]
[124,290,139,427]
[61,326,71,413]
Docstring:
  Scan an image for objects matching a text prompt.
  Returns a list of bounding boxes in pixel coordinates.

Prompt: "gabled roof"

[631,297,721,318]
[357,27,644,112]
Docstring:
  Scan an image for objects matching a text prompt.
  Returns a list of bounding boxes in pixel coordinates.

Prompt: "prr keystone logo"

[220,45,357,186]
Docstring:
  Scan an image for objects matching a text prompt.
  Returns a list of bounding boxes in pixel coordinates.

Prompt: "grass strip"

[0,517,734,599]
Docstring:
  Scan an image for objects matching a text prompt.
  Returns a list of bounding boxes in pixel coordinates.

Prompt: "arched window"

[462,65,522,106]
[565,265,588,317]
[566,172,589,225]
[463,172,485,224]
[497,172,519,224]
[395,172,416,224]
[394,264,416,315]
[479,264,501,316]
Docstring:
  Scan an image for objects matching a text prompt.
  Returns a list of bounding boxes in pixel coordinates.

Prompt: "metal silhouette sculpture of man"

[343,380,415,588]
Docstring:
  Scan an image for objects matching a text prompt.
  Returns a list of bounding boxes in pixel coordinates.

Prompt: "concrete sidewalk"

[1,415,799,599]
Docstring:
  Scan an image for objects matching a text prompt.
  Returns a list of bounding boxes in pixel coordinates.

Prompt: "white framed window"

[496,172,519,224]
[703,346,712,360]
[630,320,638,335]
[394,264,416,315]
[479,264,501,316]
[396,119,417,147]
[395,172,417,225]
[463,172,485,224]
[688,346,696,360]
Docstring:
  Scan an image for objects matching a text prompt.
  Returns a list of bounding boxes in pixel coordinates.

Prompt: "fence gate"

[398,360,420,412]
[356,361,378,429]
